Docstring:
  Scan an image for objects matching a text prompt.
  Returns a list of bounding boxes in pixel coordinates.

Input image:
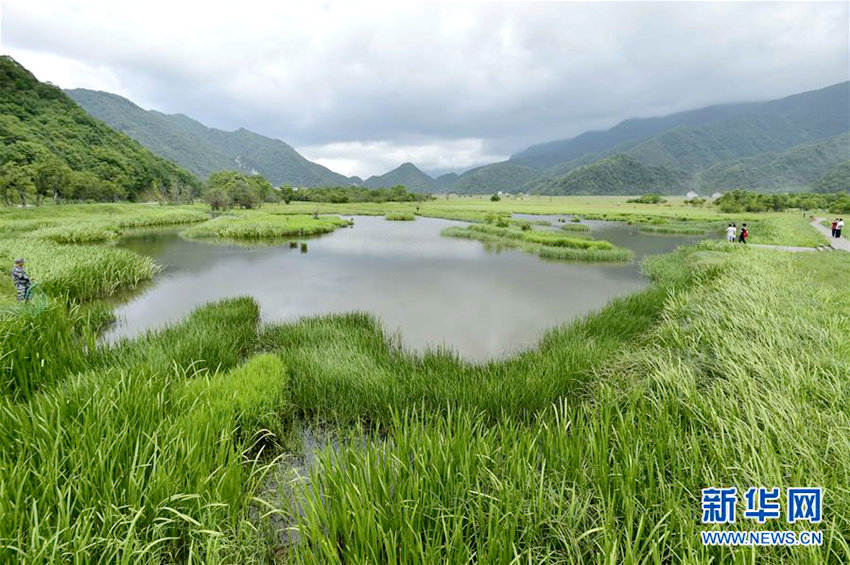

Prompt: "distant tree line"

[715,190,850,214]
[283,185,431,204]
[627,193,667,204]
[200,174,432,210]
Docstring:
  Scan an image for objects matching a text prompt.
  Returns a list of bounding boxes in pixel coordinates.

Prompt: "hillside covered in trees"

[66,88,351,188]
[517,81,850,195]
[0,57,198,204]
[531,154,688,195]
[695,134,850,191]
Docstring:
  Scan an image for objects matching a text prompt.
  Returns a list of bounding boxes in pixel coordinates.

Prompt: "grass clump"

[100,297,261,375]
[559,222,590,232]
[441,224,633,262]
[639,223,714,235]
[181,213,351,240]
[385,211,416,221]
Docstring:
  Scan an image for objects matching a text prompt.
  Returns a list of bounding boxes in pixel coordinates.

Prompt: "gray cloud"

[3,1,848,177]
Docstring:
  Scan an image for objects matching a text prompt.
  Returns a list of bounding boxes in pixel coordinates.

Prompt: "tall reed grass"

[0,238,158,302]
[271,244,850,563]
[181,214,351,239]
[0,299,288,563]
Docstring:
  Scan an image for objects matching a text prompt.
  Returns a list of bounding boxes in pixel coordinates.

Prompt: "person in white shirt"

[836,219,844,239]
[726,223,736,242]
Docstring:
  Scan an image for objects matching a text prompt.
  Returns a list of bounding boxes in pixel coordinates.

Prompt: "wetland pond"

[105,215,701,360]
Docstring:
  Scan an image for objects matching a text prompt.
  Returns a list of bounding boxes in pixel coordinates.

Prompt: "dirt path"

[812,218,850,252]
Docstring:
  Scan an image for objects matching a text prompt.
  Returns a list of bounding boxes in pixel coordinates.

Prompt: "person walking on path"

[738,224,749,244]
[726,223,736,242]
[11,258,31,302]
[837,219,844,239]
[831,219,838,238]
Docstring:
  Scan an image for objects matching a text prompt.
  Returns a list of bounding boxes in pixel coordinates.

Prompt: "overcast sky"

[2,1,848,178]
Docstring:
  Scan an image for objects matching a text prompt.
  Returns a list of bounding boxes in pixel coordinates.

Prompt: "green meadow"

[0,198,847,562]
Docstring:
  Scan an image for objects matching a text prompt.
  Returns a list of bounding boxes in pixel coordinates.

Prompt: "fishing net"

[24,283,50,313]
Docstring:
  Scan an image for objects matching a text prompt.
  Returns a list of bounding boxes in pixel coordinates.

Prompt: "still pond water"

[106,215,701,360]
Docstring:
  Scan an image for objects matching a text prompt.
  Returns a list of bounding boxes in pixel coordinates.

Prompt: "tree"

[202,170,271,210]
[247,176,273,202]
[279,185,295,204]
[490,193,501,202]
[0,162,35,206]
[627,193,667,204]
[203,185,229,211]
[228,179,260,209]
[32,156,71,204]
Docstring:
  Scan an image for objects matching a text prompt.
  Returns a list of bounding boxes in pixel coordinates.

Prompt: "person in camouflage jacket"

[11,258,30,302]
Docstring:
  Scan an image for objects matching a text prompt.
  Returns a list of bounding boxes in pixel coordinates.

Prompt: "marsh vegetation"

[384,211,416,221]
[441,223,634,262]
[0,197,846,562]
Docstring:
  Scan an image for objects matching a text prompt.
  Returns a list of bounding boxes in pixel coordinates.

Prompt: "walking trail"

[811,217,850,252]
[749,218,849,253]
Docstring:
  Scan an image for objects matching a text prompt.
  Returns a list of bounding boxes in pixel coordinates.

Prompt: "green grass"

[0,299,287,563]
[239,198,829,247]
[27,223,122,244]
[0,200,847,561]
[0,238,158,302]
[0,303,96,398]
[181,213,351,239]
[385,211,416,221]
[0,205,209,244]
[441,224,633,262]
[266,244,850,563]
[746,214,829,247]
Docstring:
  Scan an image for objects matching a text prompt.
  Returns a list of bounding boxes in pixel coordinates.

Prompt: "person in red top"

[832,219,838,238]
[738,223,749,244]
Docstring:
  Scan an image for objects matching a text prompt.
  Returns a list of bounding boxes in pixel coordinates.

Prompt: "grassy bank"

[181,213,351,239]
[385,211,416,221]
[441,223,634,262]
[266,244,850,563]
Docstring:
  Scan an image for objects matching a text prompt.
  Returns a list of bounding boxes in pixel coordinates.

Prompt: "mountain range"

[65,89,350,187]
[2,57,808,194]
[69,79,849,195]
